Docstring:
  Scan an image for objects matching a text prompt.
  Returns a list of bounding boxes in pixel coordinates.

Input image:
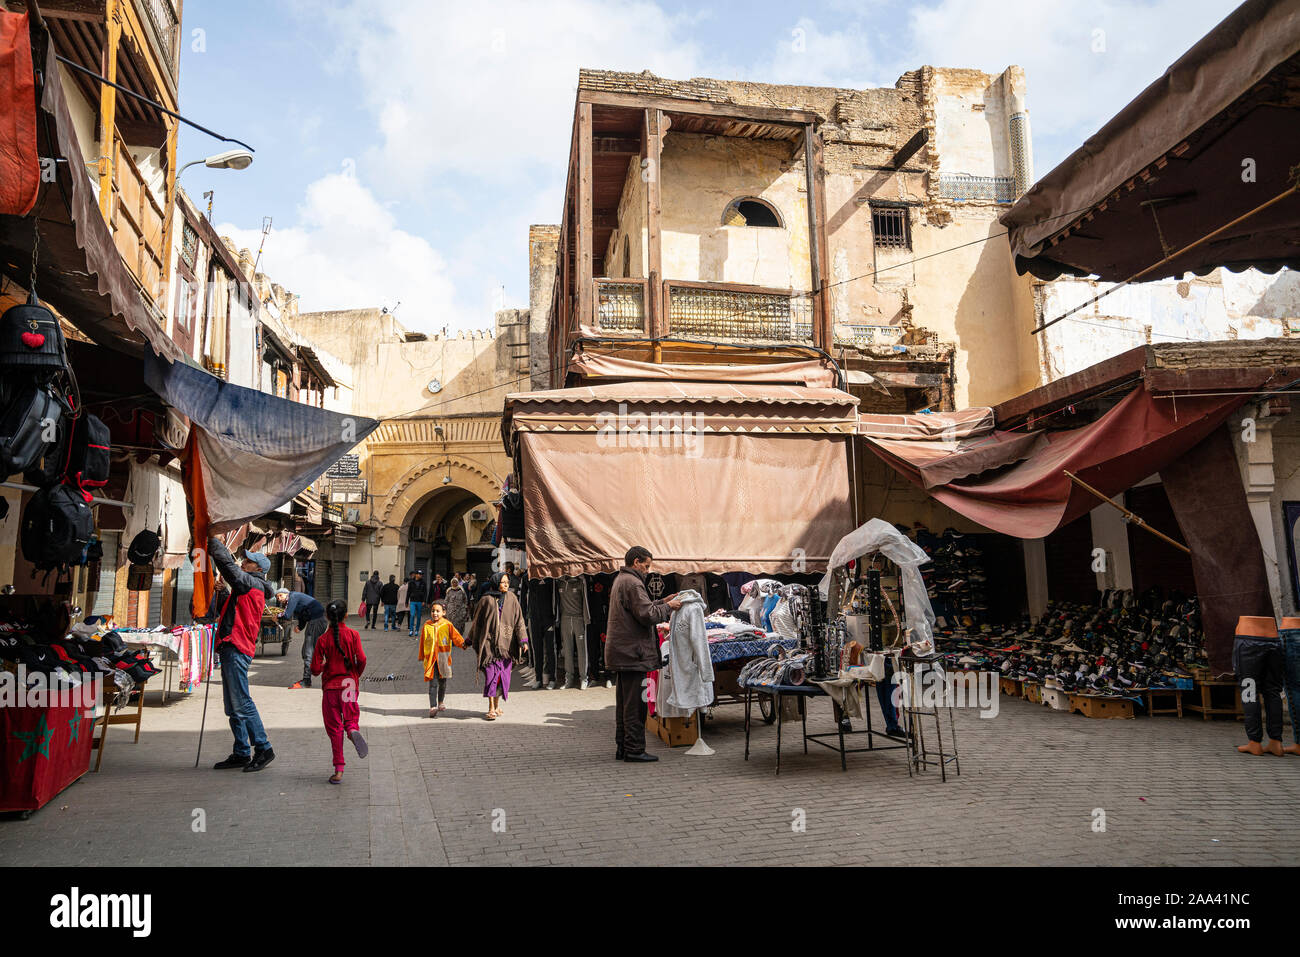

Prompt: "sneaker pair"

[214,748,276,772]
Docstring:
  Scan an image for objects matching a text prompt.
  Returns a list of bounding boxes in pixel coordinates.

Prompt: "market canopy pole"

[1063,469,1191,554]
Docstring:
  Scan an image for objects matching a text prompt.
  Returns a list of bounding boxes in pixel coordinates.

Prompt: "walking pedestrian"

[396,576,410,630]
[310,599,369,784]
[207,538,277,772]
[363,572,383,629]
[466,572,529,720]
[419,601,466,718]
[408,571,429,637]
[278,588,328,690]
[380,575,400,631]
[444,574,469,636]
[605,546,681,763]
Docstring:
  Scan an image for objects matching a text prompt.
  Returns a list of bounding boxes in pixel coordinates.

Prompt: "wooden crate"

[1068,693,1135,719]
[999,677,1023,697]
[1024,682,1042,704]
[647,712,699,747]
[1041,687,1071,711]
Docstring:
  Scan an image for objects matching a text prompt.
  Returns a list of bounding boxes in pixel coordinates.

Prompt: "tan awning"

[505,382,857,578]
[1000,0,1300,281]
[569,352,839,389]
[856,407,994,440]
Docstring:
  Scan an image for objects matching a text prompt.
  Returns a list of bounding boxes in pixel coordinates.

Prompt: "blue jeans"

[408,601,423,636]
[877,658,902,733]
[219,644,269,756]
[1282,629,1300,744]
[384,605,396,630]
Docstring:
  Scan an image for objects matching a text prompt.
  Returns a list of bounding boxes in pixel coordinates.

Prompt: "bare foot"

[428,708,438,718]
[1237,741,1264,755]
[1284,743,1300,755]
[1264,739,1284,757]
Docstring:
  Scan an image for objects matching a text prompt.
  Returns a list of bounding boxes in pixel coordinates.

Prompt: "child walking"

[419,601,465,718]
[310,599,369,784]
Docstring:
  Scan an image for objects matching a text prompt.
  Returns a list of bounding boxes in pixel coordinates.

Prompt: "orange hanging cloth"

[0,11,39,216]
[181,429,213,619]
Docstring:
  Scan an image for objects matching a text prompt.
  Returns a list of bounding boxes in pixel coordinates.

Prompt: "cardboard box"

[647,712,700,747]
[1068,693,1135,719]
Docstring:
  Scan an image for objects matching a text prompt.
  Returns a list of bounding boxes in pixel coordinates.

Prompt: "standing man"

[363,572,383,630]
[380,574,400,631]
[207,538,277,772]
[431,573,446,603]
[605,547,681,763]
[278,587,328,690]
[408,570,428,637]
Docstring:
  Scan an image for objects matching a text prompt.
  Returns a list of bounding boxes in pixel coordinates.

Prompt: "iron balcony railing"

[593,277,647,333]
[664,280,813,343]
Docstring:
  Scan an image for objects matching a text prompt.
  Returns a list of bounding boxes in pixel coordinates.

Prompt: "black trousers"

[615,670,649,756]
[1234,636,1284,742]
[367,602,380,628]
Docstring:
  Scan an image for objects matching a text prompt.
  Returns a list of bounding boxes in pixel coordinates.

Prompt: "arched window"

[722,197,783,228]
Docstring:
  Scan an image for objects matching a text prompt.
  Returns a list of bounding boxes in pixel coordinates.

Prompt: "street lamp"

[179,148,254,176]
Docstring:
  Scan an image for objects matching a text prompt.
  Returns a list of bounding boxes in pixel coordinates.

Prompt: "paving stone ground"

[1,627,1296,866]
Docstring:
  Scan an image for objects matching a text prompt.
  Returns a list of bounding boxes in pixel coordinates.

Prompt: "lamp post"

[158,149,254,311]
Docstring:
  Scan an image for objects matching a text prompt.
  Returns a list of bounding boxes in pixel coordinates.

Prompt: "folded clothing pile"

[738,648,814,688]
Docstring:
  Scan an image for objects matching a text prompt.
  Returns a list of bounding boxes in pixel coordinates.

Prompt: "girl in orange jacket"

[420,601,465,718]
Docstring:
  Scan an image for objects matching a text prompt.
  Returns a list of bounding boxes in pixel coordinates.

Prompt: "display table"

[742,682,911,775]
[0,701,94,816]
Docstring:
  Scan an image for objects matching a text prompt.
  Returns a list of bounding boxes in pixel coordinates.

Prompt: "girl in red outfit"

[310,599,369,784]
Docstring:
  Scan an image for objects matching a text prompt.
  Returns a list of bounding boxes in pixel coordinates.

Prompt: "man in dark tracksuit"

[278,588,328,689]
[604,547,680,763]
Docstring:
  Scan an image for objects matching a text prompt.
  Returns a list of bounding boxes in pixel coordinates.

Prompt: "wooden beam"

[579,88,818,127]
[644,108,664,344]
[804,123,831,349]
[96,0,121,221]
[36,0,105,22]
[157,118,178,312]
[594,136,640,155]
[577,102,593,333]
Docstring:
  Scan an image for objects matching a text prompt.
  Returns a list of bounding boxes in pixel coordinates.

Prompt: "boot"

[1237,740,1264,755]
[1264,739,1284,757]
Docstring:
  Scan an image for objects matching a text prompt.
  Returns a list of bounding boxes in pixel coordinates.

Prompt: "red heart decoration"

[20,331,45,348]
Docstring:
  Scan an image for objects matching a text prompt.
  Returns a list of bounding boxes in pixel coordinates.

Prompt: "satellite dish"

[427,378,442,394]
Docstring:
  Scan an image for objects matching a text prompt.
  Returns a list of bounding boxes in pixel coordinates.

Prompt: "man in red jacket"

[208,537,278,772]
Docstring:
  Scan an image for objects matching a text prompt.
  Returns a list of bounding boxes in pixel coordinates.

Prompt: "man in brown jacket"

[605,546,682,762]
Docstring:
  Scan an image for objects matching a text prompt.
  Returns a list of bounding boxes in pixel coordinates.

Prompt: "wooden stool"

[92,685,145,772]
[1144,687,1185,718]
[1186,679,1243,721]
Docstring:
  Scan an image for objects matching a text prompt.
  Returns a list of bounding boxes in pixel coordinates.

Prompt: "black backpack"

[20,482,94,571]
[24,412,110,495]
[0,382,64,480]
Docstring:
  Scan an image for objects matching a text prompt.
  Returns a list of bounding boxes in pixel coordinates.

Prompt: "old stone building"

[283,307,523,603]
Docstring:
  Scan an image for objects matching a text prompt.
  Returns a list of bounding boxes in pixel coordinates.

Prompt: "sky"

[175,0,1241,333]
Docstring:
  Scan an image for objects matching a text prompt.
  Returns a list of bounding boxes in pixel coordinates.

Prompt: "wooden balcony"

[108,134,166,308]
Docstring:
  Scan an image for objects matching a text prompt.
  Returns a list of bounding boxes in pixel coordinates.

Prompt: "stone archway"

[375,455,503,548]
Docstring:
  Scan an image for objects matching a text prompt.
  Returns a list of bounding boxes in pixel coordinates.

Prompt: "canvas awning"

[569,352,840,389]
[1000,0,1300,282]
[862,387,1247,538]
[0,39,182,361]
[504,382,858,578]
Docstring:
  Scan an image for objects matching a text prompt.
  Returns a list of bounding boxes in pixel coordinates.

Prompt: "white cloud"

[902,0,1237,175]
[331,0,708,190]
[217,173,463,332]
